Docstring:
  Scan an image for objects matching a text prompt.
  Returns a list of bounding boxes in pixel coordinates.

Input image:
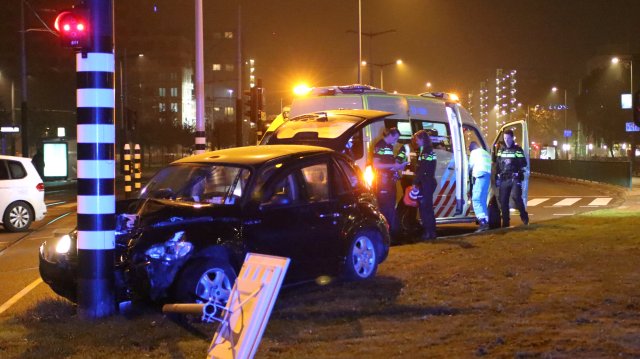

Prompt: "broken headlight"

[145,231,193,261]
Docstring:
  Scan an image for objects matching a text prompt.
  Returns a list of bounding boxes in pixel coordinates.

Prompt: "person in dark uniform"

[412,130,438,240]
[496,129,529,227]
[373,128,405,233]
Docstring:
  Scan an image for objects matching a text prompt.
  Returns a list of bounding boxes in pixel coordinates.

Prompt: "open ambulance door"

[488,120,530,228]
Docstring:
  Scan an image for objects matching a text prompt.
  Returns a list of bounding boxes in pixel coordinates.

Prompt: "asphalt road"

[0,175,626,316]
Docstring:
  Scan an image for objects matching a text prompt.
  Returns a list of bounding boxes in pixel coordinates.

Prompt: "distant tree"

[575,66,628,157]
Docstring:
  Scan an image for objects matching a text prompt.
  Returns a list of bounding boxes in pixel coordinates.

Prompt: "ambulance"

[262,85,529,233]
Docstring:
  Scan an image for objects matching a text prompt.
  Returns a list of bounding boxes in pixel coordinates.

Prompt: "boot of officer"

[496,129,529,228]
[373,128,405,234]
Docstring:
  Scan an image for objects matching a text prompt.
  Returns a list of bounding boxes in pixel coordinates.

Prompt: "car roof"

[173,145,333,166]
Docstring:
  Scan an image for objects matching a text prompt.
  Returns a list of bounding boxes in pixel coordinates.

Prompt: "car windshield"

[140,163,251,205]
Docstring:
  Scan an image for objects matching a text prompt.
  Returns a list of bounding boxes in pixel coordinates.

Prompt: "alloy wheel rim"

[195,268,232,304]
[352,235,376,278]
[9,206,29,228]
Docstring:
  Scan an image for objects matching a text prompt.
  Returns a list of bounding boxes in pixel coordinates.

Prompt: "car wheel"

[173,257,237,308]
[3,201,33,232]
[344,229,380,280]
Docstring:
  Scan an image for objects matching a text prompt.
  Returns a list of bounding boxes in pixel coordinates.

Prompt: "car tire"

[344,229,380,281]
[3,201,33,232]
[488,195,501,229]
[173,257,237,308]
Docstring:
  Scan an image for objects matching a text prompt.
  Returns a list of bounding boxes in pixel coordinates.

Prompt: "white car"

[0,155,47,231]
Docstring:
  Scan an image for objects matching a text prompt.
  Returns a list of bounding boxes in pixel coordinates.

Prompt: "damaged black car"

[39,145,390,305]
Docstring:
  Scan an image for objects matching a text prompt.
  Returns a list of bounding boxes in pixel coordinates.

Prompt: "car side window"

[8,161,27,179]
[0,161,9,180]
[334,157,362,192]
[264,173,299,206]
[300,163,330,202]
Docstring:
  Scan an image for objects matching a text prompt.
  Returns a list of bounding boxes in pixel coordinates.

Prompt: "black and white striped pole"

[133,143,141,191]
[76,0,116,318]
[123,143,132,197]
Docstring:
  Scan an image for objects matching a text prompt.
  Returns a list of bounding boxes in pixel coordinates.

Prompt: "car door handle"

[318,212,340,218]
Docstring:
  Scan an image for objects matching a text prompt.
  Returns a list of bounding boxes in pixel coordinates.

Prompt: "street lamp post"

[612,56,635,167]
[367,59,402,90]
[552,86,569,159]
[346,29,396,85]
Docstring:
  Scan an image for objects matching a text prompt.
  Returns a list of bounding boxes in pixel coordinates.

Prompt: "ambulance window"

[383,119,411,141]
[462,125,487,155]
[367,96,407,116]
[414,121,452,152]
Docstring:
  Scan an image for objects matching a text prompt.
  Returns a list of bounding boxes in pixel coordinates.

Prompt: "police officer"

[468,141,492,231]
[412,130,438,240]
[496,129,529,227]
[373,128,405,233]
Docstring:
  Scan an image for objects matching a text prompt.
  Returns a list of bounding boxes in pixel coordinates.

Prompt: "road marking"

[553,198,581,206]
[0,278,42,315]
[46,201,67,207]
[588,197,612,206]
[527,198,549,207]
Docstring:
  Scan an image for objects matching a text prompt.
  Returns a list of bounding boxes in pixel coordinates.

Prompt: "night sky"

[0,0,638,115]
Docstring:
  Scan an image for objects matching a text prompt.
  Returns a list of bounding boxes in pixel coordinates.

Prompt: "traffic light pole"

[76,0,116,319]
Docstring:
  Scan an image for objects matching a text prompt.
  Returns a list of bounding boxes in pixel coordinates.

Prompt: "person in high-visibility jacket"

[412,130,438,240]
[373,128,406,233]
[496,129,529,227]
[468,141,492,231]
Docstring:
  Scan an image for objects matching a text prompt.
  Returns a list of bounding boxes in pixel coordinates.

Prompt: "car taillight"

[36,183,45,192]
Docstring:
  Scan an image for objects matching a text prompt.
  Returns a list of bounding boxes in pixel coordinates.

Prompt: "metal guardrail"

[530,159,632,189]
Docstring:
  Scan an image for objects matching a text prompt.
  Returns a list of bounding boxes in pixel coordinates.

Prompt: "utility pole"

[194,0,206,154]
[236,2,243,147]
[20,0,29,157]
[76,0,117,319]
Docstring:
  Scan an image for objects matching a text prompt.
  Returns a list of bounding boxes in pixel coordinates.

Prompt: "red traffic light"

[54,9,90,50]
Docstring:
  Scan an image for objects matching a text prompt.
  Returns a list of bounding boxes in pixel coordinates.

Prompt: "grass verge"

[1,209,640,358]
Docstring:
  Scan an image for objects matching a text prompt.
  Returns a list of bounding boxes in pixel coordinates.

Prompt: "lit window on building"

[159,88,166,97]
[212,64,221,71]
[213,107,220,112]
[225,64,234,72]
[224,31,234,39]
[224,107,234,116]
[159,103,166,112]
[171,103,179,112]
[170,87,178,97]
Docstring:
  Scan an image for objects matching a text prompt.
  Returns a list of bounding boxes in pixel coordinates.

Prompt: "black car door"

[243,158,342,280]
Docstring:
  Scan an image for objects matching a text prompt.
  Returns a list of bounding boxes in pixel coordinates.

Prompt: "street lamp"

[552,86,568,158]
[363,59,402,90]
[611,55,635,163]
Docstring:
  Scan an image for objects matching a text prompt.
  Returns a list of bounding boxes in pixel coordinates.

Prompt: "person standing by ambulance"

[412,130,438,240]
[373,128,405,233]
[496,129,529,227]
[468,141,492,231]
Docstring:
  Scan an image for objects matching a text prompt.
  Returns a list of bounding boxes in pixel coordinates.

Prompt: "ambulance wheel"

[488,195,501,229]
